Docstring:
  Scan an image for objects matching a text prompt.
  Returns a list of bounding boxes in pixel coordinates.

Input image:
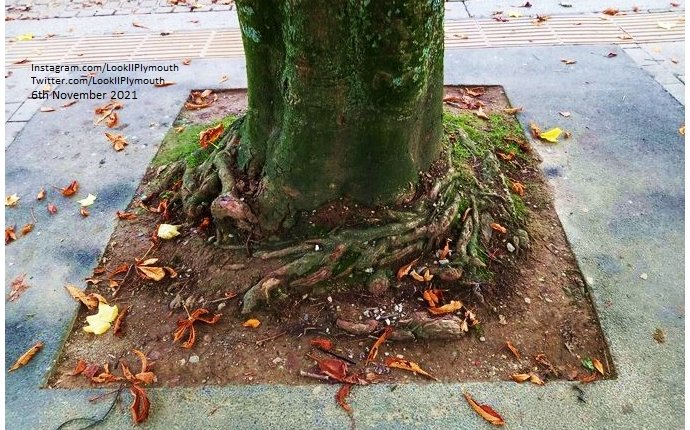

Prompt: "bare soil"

[49,87,611,389]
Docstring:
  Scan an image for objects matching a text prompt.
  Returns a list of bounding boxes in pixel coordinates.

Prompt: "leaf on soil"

[367,327,393,364]
[506,341,521,359]
[92,363,124,383]
[592,358,605,376]
[539,128,562,143]
[9,341,43,372]
[535,353,558,375]
[385,357,438,381]
[422,289,443,307]
[135,263,166,281]
[36,187,46,200]
[511,373,531,382]
[578,372,598,383]
[129,384,151,424]
[173,308,221,348]
[60,180,79,197]
[116,210,137,220]
[77,193,97,207]
[5,226,17,244]
[466,87,485,97]
[561,59,577,65]
[310,338,334,351]
[157,224,181,239]
[396,257,420,280]
[105,132,128,151]
[70,359,87,376]
[105,112,119,128]
[80,207,90,217]
[7,274,29,302]
[602,7,619,15]
[528,373,545,385]
[185,90,218,110]
[476,107,489,120]
[199,123,225,149]
[65,284,103,309]
[336,384,353,414]
[242,318,261,328]
[5,194,20,207]
[113,305,129,335]
[510,181,526,196]
[428,300,463,316]
[464,392,505,426]
[438,238,451,260]
[490,223,508,234]
[48,203,58,214]
[503,107,523,114]
[83,363,101,378]
[83,303,119,335]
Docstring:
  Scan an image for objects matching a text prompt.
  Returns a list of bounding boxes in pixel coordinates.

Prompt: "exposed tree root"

[148,116,524,314]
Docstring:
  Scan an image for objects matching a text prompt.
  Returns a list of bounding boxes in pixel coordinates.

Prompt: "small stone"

[498,314,507,325]
[479,336,486,342]
[169,293,183,309]
[188,355,200,364]
[506,243,516,253]
[272,357,282,364]
[179,359,186,366]
[640,273,648,280]
[314,244,320,251]
[524,297,532,304]
[327,296,333,303]
[217,302,226,311]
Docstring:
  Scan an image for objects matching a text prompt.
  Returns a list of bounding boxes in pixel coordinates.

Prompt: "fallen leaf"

[129,384,150,424]
[185,90,218,110]
[581,357,594,371]
[428,300,463,315]
[5,226,17,244]
[511,373,531,382]
[40,106,56,112]
[563,131,572,139]
[61,100,78,108]
[83,303,119,335]
[308,353,349,381]
[559,111,571,117]
[92,363,124,383]
[476,107,489,120]
[532,15,550,24]
[310,338,334,351]
[243,318,261,328]
[13,58,30,65]
[506,341,521,359]
[219,75,229,83]
[5,194,20,207]
[174,126,186,133]
[60,180,79,197]
[618,35,633,40]
[9,341,43,372]
[70,359,87,376]
[671,2,680,6]
[77,193,97,207]
[464,392,505,426]
[607,52,618,58]
[529,373,545,385]
[105,112,119,128]
[561,59,577,65]
[602,7,619,15]
[157,224,181,239]
[47,203,58,214]
[182,58,191,65]
[466,87,485,97]
[336,384,353,414]
[539,127,563,143]
[511,181,526,196]
[578,372,598,383]
[367,327,393,364]
[7,274,29,302]
[438,238,452,260]
[154,81,176,87]
[36,188,46,200]
[174,308,221,348]
[105,132,128,151]
[16,32,34,41]
[132,22,148,29]
[65,284,100,309]
[423,289,442,307]
[397,257,420,280]
[491,223,508,234]
[113,305,129,335]
[592,358,605,376]
[80,207,90,217]
[385,357,438,381]
[536,353,558,375]
[503,107,523,114]
[679,125,685,136]
[20,223,33,236]
[116,210,137,220]
[520,1,532,6]
[199,123,225,149]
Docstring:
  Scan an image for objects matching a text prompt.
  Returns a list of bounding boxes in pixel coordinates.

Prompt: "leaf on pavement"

[561,59,577,65]
[65,284,102,309]
[5,194,20,207]
[19,223,31,236]
[199,123,224,149]
[336,384,353,414]
[60,180,79,197]
[129,384,151,424]
[539,127,562,143]
[9,341,43,372]
[77,193,97,207]
[5,226,17,244]
[385,357,438,381]
[559,111,572,117]
[48,203,58,214]
[602,7,620,15]
[36,187,46,200]
[7,274,29,302]
[105,132,128,151]
[153,81,176,87]
[105,112,119,128]
[503,107,523,114]
[80,207,90,217]
[464,392,505,426]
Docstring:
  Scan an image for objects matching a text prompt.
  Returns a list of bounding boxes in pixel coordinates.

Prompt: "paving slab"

[463,0,682,17]
[5,45,684,429]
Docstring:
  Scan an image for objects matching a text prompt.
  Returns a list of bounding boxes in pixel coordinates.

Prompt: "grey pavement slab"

[463,0,683,17]
[5,46,684,429]
[5,121,26,148]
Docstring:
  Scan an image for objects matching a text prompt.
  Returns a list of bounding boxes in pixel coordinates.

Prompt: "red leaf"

[307,353,349,382]
[336,384,353,414]
[129,384,151,424]
[310,338,334,351]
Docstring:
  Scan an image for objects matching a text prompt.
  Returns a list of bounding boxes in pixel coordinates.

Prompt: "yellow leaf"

[592,358,605,376]
[511,373,531,382]
[77,194,97,207]
[5,194,20,207]
[385,357,438,381]
[428,300,463,315]
[243,318,261,328]
[83,303,119,335]
[679,125,685,136]
[157,224,181,239]
[539,127,562,143]
[16,33,34,41]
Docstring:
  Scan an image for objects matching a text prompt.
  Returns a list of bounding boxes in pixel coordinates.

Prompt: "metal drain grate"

[6,11,685,67]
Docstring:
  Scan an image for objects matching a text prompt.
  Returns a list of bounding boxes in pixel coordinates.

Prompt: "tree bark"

[236,0,445,230]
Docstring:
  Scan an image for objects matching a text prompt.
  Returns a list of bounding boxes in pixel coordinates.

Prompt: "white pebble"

[640,273,648,280]
[507,243,516,253]
[524,297,531,304]
[189,355,200,364]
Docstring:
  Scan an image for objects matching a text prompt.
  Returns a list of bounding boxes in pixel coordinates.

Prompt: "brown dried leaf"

[174,308,221,348]
[5,226,17,244]
[476,107,489,120]
[70,359,87,376]
[602,7,619,15]
[61,180,79,196]
[464,392,506,426]
[336,384,353,414]
[20,223,33,235]
[422,289,442,308]
[578,372,598,383]
[154,81,176,87]
[135,265,166,281]
[561,59,577,65]
[428,300,463,316]
[182,58,191,65]
[491,223,508,234]
[242,318,261,328]
[48,203,58,214]
[310,338,334,351]
[367,327,393,364]
[116,210,137,220]
[61,100,78,108]
[9,341,43,372]
[511,373,531,382]
[396,257,420,280]
[105,112,119,128]
[307,353,349,382]
[132,21,149,29]
[503,107,523,114]
[105,132,128,151]
[506,341,521,359]
[83,363,101,378]
[129,384,151,424]
[113,305,129,336]
[7,274,29,302]
[199,123,224,149]
[529,373,545,385]
[511,181,526,196]
[65,285,99,309]
[385,357,438,381]
[36,187,46,200]
[466,87,485,97]
[80,207,90,217]
[40,106,56,112]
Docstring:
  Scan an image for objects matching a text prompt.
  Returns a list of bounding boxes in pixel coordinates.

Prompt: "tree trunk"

[236,0,445,230]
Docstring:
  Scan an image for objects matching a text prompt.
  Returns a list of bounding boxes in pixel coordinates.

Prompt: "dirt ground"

[48,87,611,389]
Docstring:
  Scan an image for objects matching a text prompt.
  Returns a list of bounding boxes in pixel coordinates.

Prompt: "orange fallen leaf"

[199,123,224,149]
[47,203,58,214]
[439,238,451,259]
[366,327,393,364]
[396,257,420,280]
[511,181,526,196]
[61,100,78,108]
[592,358,605,376]
[7,274,29,302]
[578,372,598,383]
[503,107,523,114]
[602,7,619,15]
[174,308,221,349]
[92,363,124,383]
[9,341,43,372]
[529,373,545,385]
[105,112,119,128]
[466,87,485,97]
[80,207,90,217]
[20,223,33,235]
[5,226,17,244]
[428,300,463,315]
[409,270,426,282]
[36,187,46,200]
[105,132,128,151]
[385,357,438,381]
[506,341,521,359]
[129,384,151,424]
[511,373,531,382]
[242,318,261,328]
[182,58,191,65]
[65,284,104,309]
[135,264,166,281]
[60,180,79,196]
[113,305,129,336]
[70,359,87,376]
[307,353,350,382]
[154,81,176,88]
[310,338,334,351]
[336,384,353,415]
[116,210,137,220]
[464,392,505,426]
[40,106,55,112]
[491,223,508,234]
[422,289,442,307]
